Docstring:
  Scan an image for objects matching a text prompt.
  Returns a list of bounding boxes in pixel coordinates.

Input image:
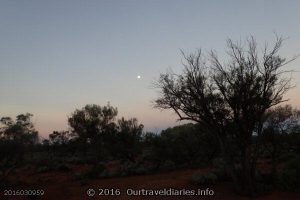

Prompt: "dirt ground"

[1,167,299,200]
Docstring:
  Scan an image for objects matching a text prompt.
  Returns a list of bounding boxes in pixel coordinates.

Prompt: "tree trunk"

[271,148,277,180]
[217,130,257,196]
[218,135,242,192]
[241,145,256,196]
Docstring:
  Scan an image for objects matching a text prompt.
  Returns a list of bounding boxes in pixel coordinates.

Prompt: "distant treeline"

[0,103,300,193]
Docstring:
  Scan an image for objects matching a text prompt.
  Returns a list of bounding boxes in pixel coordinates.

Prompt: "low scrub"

[212,158,230,181]
[191,172,218,185]
[276,156,300,192]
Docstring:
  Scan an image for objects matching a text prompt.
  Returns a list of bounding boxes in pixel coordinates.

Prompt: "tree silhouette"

[262,105,300,178]
[116,117,144,162]
[0,113,38,185]
[68,103,118,143]
[154,36,296,195]
[0,113,38,145]
[49,130,73,145]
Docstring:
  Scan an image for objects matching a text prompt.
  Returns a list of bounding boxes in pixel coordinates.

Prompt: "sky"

[1,0,300,138]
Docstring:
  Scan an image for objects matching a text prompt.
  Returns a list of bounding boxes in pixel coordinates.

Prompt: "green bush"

[86,163,106,178]
[37,166,50,173]
[0,178,10,189]
[212,158,230,181]
[255,182,273,194]
[253,170,273,193]
[212,158,226,170]
[276,156,300,192]
[191,172,218,185]
[159,160,176,171]
[67,156,87,164]
[120,161,138,176]
[134,166,148,175]
[212,168,230,181]
[119,161,153,176]
[55,163,70,171]
[36,161,70,173]
[66,155,96,164]
[99,169,121,178]
[278,152,298,163]
[73,172,89,186]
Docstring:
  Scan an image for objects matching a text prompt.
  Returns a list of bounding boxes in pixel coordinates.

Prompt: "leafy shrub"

[212,157,226,170]
[254,170,273,184]
[67,156,88,164]
[0,140,24,188]
[37,164,70,173]
[134,166,148,175]
[119,161,153,176]
[255,182,273,194]
[212,158,230,181]
[98,169,111,178]
[99,169,120,178]
[55,163,70,171]
[278,152,297,163]
[37,166,50,173]
[159,160,176,171]
[120,161,138,176]
[155,124,219,167]
[191,172,218,185]
[31,153,62,173]
[212,168,230,181]
[66,155,96,165]
[253,171,273,193]
[276,156,300,192]
[0,178,10,189]
[86,163,106,179]
[72,172,89,186]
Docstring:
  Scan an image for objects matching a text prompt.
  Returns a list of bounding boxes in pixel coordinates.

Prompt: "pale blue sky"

[1,0,300,137]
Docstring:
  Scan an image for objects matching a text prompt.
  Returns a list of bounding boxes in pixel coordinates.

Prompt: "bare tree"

[154,36,296,195]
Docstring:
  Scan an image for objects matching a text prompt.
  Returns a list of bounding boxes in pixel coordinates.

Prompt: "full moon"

[137,75,141,79]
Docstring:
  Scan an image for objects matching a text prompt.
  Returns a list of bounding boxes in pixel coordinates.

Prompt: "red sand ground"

[1,166,299,200]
